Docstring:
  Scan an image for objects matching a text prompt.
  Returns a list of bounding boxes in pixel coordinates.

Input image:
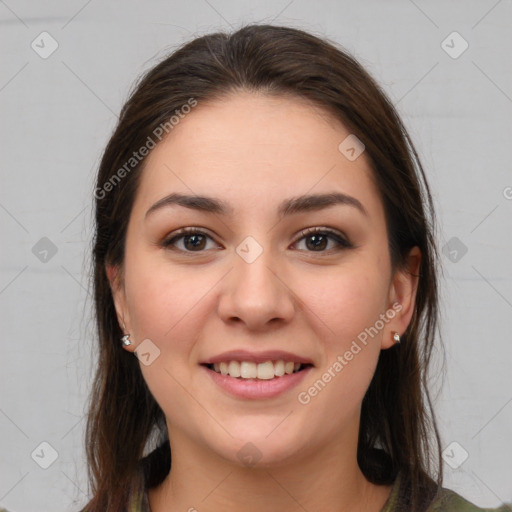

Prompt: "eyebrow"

[145,191,368,219]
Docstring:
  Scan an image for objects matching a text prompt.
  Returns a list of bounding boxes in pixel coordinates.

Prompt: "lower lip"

[202,365,313,399]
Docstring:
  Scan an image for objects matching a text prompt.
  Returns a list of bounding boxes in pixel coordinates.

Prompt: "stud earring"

[121,334,132,346]
[392,332,400,344]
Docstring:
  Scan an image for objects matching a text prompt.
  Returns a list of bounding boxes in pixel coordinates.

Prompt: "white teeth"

[240,361,257,378]
[257,361,275,380]
[274,360,285,377]
[228,360,241,377]
[209,360,305,379]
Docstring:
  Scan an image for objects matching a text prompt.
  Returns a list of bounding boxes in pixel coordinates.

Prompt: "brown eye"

[162,229,217,252]
[305,233,328,251]
[181,233,207,251]
[294,228,352,253]
[162,227,352,254]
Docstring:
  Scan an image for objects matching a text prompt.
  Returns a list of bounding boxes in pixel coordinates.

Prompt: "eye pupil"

[306,234,327,251]
[185,234,206,250]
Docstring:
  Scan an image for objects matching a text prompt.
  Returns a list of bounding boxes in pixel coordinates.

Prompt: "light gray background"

[1,1,511,511]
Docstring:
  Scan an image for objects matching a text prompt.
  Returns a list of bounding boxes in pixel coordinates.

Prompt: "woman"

[81,24,511,512]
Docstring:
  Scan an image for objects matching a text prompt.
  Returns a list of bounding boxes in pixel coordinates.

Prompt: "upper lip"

[200,350,315,366]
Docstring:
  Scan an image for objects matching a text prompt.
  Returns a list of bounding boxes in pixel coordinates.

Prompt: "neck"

[148,422,393,512]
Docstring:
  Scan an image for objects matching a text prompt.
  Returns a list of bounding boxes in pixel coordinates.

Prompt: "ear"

[106,263,134,352]
[381,246,421,350]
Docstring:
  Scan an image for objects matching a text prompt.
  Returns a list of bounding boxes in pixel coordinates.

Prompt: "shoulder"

[427,487,512,512]
[381,469,511,512]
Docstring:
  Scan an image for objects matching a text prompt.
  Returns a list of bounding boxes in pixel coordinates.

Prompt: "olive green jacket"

[380,472,512,512]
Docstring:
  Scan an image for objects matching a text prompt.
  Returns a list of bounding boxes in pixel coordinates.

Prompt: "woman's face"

[109,91,419,467]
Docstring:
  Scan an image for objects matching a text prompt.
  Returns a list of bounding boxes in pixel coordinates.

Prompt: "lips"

[201,363,313,399]
[199,349,315,398]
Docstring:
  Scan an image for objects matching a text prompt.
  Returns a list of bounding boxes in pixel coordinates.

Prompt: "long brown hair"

[83,23,444,511]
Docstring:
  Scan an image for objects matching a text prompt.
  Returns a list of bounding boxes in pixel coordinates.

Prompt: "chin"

[209,429,308,470]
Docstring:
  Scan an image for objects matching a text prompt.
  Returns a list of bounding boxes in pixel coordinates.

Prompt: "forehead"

[132,91,383,221]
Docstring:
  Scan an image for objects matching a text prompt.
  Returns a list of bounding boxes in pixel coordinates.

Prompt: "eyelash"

[161,226,353,254]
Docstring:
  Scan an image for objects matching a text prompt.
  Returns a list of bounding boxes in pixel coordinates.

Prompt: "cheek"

[122,253,208,422]
[124,249,205,342]
[293,261,389,411]
[298,262,389,347]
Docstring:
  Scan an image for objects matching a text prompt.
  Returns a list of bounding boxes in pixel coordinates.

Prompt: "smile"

[201,362,313,399]
[207,360,311,380]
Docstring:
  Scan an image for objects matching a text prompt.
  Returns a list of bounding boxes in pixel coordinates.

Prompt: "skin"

[107,91,421,512]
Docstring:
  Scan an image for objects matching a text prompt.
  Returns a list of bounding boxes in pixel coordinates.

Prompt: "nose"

[217,242,295,331]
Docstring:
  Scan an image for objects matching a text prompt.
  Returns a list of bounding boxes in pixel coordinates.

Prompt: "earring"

[121,334,132,346]
[393,332,400,344]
